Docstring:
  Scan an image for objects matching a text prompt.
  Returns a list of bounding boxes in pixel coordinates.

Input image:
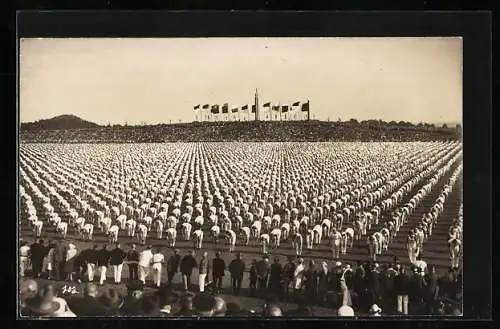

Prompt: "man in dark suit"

[97,244,111,285]
[180,250,197,291]
[53,241,66,281]
[424,265,440,313]
[126,244,139,281]
[365,263,381,307]
[212,251,226,294]
[110,243,127,284]
[303,260,318,304]
[317,261,329,306]
[281,256,296,301]
[29,239,46,279]
[269,257,283,297]
[228,252,245,296]
[166,249,181,285]
[256,255,270,296]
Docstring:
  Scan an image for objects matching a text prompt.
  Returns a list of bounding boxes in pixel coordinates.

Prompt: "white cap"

[338,305,355,316]
[335,261,342,267]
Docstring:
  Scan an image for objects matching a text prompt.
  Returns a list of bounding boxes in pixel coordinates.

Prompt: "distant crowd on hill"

[20,120,461,143]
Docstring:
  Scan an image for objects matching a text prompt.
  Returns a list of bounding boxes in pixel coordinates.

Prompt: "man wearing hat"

[269,256,283,297]
[212,251,227,294]
[317,261,329,305]
[228,252,245,296]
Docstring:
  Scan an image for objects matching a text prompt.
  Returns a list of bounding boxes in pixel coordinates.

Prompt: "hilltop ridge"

[21,115,100,130]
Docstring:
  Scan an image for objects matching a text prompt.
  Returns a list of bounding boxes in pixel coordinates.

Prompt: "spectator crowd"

[20,121,460,144]
[20,238,463,318]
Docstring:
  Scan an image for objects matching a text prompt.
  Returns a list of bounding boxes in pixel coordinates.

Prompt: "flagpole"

[307,100,310,121]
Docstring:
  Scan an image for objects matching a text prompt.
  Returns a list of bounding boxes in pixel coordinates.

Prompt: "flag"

[263,102,271,107]
[241,105,248,111]
[251,105,256,113]
[202,104,210,109]
[292,101,300,107]
[232,106,238,113]
[211,105,220,114]
[222,103,229,114]
[281,105,289,113]
[194,104,200,110]
[301,101,310,112]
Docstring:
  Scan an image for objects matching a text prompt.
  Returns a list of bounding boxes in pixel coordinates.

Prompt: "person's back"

[67,284,107,316]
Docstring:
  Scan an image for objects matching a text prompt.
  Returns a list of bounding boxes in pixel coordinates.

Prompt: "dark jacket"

[67,295,108,316]
[228,259,245,278]
[87,249,99,264]
[282,262,296,282]
[425,273,439,298]
[304,269,318,291]
[54,244,66,263]
[96,249,111,267]
[110,248,127,265]
[365,270,380,295]
[395,272,410,295]
[126,250,139,263]
[328,271,342,292]
[212,258,226,277]
[269,263,283,283]
[167,254,181,273]
[317,269,329,291]
[180,255,197,275]
[30,242,45,263]
[249,264,258,283]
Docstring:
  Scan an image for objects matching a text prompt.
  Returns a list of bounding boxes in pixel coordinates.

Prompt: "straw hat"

[337,305,355,316]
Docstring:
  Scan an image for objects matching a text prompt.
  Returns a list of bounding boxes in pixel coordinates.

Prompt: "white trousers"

[397,295,409,314]
[139,265,150,284]
[198,273,207,292]
[20,256,28,277]
[152,264,162,287]
[113,264,124,283]
[99,266,107,284]
[87,263,96,281]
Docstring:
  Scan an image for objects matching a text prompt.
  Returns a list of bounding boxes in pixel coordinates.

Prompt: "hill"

[21,115,100,130]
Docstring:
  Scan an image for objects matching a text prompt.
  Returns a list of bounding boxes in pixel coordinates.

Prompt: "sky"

[19,37,462,125]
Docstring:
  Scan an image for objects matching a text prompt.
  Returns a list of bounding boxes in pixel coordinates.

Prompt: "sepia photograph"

[18,37,463,318]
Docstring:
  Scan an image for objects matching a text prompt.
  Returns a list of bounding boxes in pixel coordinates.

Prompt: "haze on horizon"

[19,37,462,125]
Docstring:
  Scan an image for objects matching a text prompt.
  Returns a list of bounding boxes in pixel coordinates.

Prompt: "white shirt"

[414,260,427,274]
[152,253,164,264]
[20,246,30,257]
[139,250,153,267]
[294,263,305,289]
